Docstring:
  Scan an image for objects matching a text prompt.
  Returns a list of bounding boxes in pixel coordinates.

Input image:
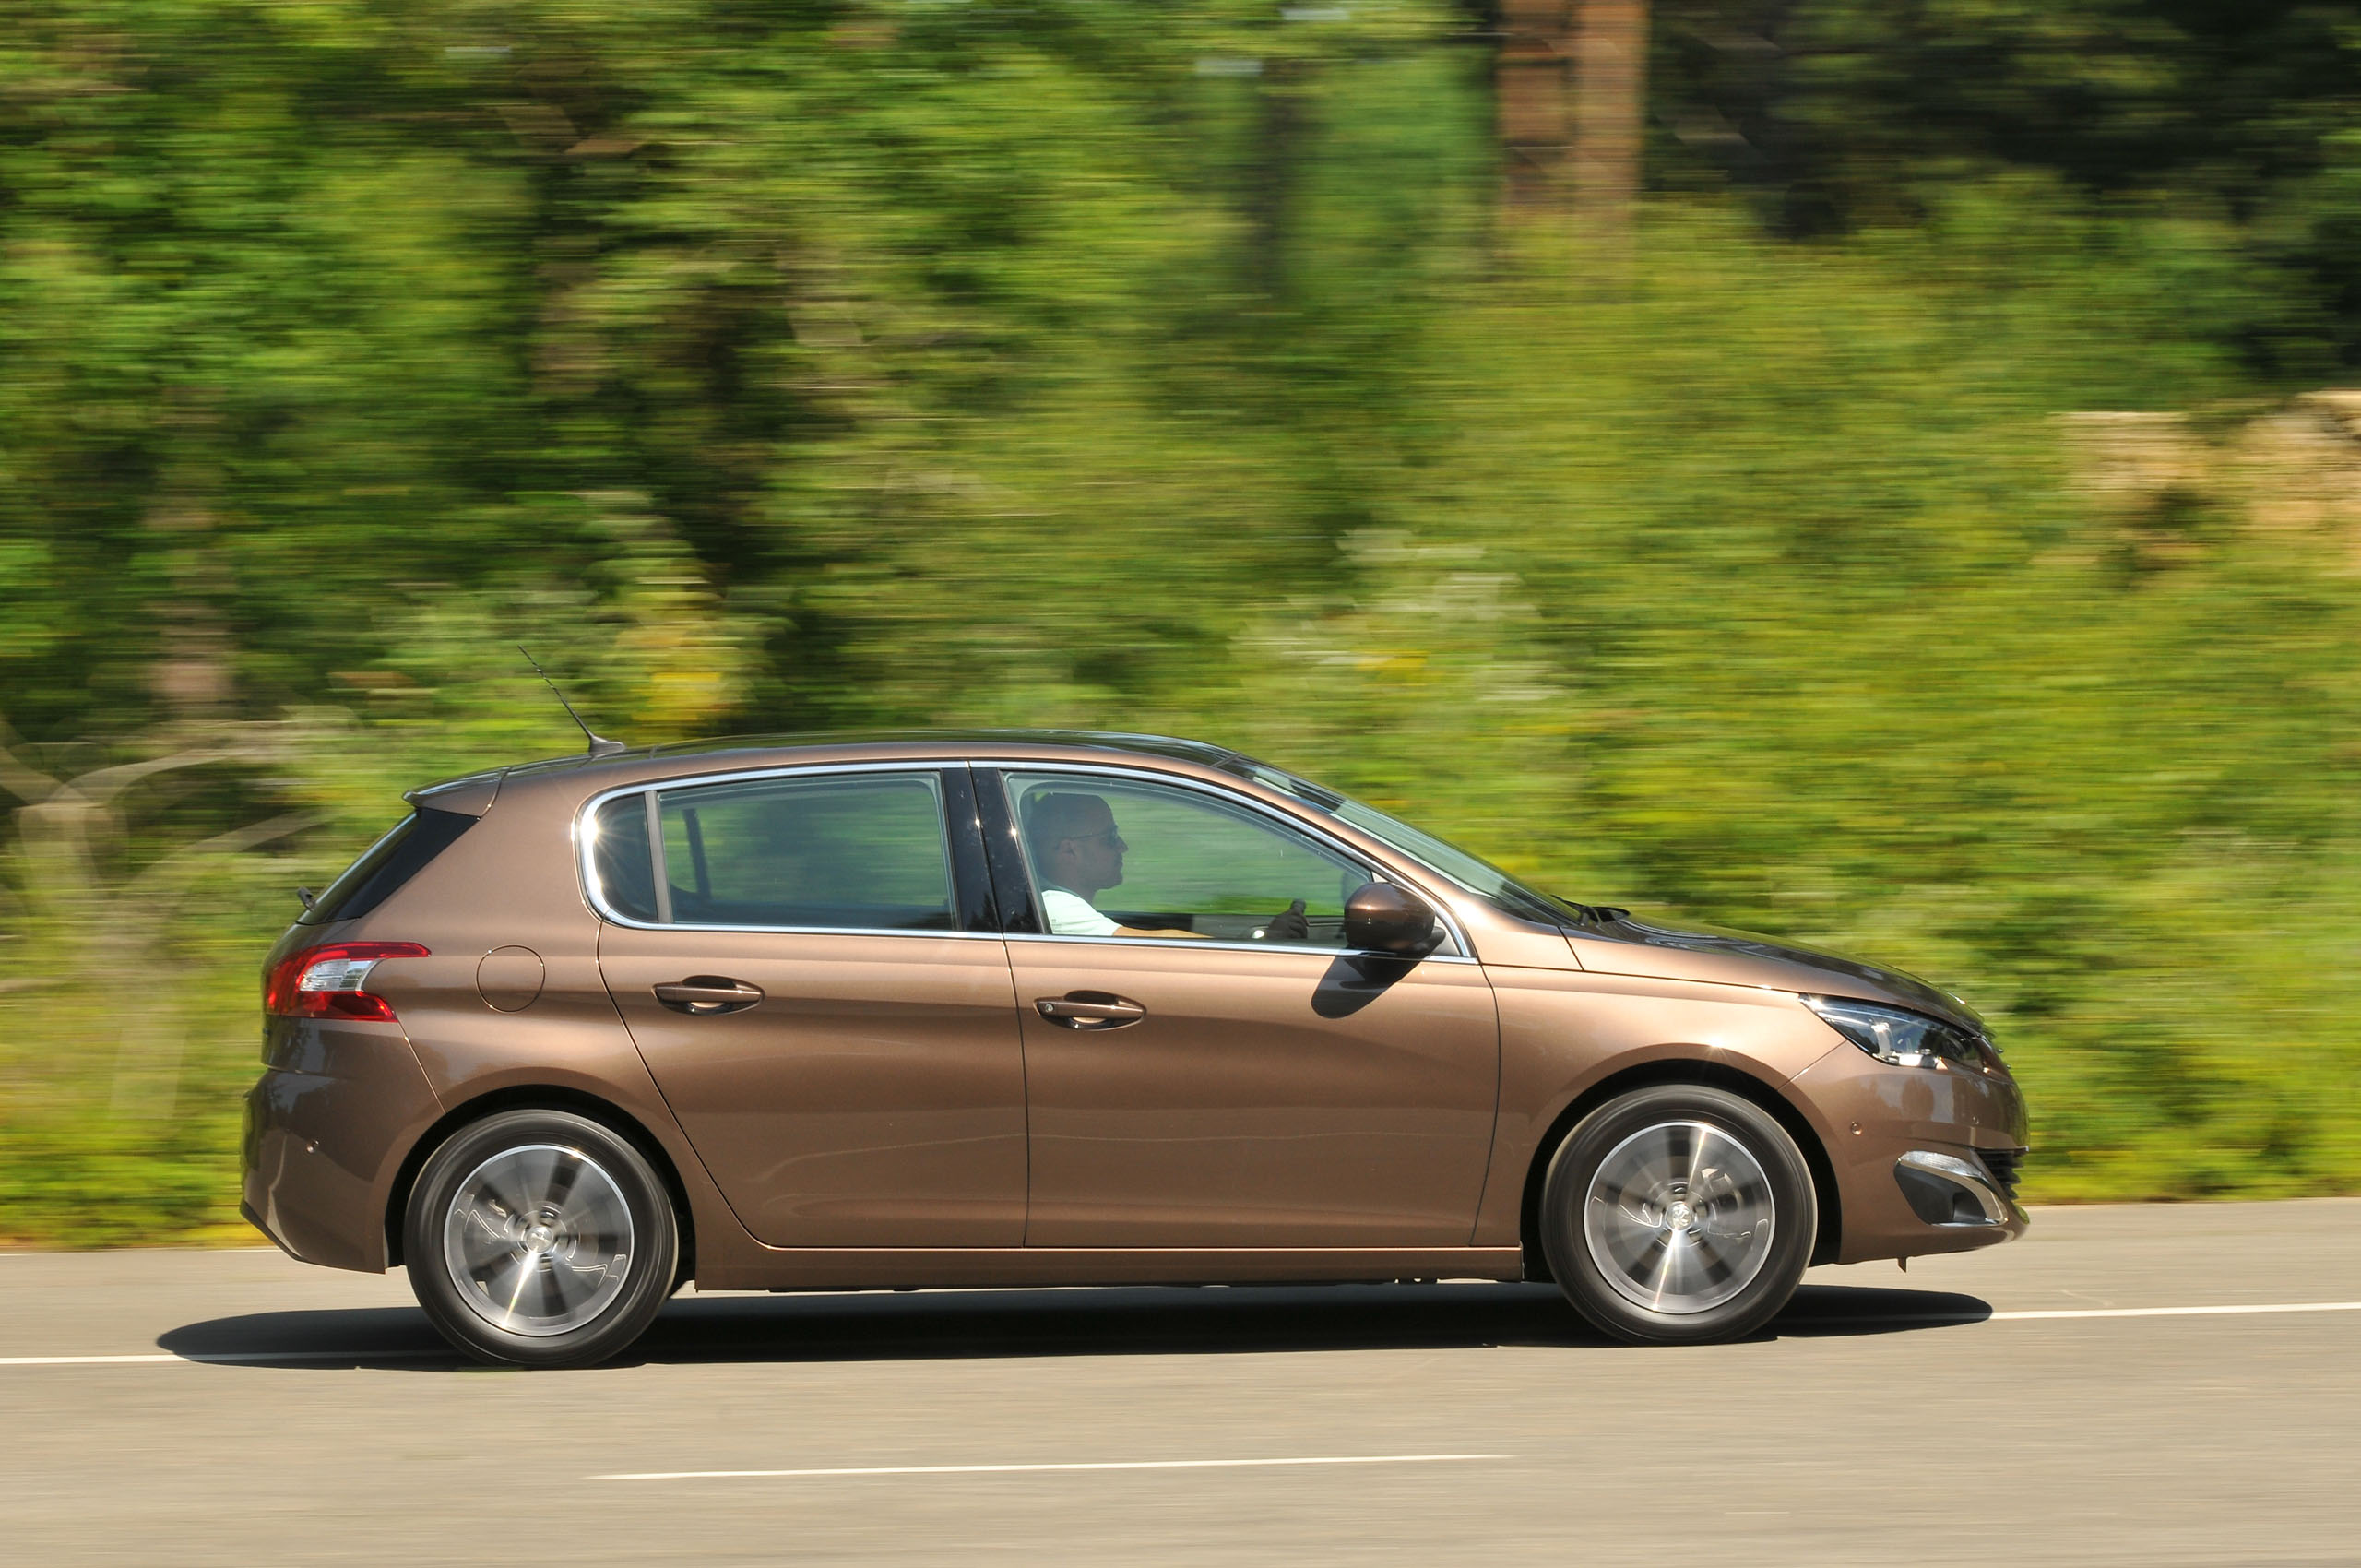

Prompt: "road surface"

[5,1199,2358,1565]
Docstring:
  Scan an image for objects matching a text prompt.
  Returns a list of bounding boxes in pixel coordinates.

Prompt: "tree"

[1571,0,1649,245]
[1498,0,1572,209]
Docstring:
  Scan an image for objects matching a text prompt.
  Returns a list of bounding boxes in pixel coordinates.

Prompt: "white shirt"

[1040,885,1119,938]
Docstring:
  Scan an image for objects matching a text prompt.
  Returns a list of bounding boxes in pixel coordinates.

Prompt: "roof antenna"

[517,646,628,758]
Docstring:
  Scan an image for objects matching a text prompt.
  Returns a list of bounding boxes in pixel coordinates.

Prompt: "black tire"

[404,1109,679,1368]
[1538,1084,1816,1346]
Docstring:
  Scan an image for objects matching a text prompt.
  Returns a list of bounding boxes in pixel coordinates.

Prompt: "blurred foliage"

[1655,0,2361,373]
[4,0,2360,1243]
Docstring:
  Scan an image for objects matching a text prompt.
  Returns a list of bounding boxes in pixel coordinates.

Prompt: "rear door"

[590,765,1026,1248]
[982,766,1501,1248]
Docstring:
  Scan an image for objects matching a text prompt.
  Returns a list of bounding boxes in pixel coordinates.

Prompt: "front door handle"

[654,976,765,1016]
[1035,992,1146,1029]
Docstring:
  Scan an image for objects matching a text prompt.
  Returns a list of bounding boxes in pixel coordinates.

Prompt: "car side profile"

[243,731,2028,1366]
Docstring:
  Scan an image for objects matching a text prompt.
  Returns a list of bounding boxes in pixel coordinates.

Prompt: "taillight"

[264,943,430,1023]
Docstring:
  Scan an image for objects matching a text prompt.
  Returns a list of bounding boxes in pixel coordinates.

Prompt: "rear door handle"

[1035,992,1146,1029]
[654,977,765,1016]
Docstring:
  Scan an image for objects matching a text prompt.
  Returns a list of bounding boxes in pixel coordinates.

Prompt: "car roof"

[430,729,1257,800]
[660,728,1241,767]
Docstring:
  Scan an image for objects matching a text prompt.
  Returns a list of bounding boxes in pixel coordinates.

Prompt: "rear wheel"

[1538,1085,1816,1345]
[404,1109,678,1368]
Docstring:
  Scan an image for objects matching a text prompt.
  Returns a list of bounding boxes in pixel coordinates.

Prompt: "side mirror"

[1344,880,1439,957]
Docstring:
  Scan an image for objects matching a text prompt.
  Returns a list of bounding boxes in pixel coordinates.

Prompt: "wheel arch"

[1517,1058,1843,1280]
[385,1085,697,1286]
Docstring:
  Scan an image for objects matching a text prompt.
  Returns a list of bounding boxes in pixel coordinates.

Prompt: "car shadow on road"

[154,1281,1991,1371]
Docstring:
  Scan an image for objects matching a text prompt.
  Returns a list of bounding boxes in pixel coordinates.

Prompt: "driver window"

[1003,772,1365,948]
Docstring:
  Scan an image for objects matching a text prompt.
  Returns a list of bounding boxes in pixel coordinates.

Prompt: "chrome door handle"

[1035,992,1146,1029]
[654,977,765,1016]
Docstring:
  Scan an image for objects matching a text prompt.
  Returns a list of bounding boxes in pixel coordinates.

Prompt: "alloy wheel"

[1580,1119,1775,1315]
[440,1143,636,1337]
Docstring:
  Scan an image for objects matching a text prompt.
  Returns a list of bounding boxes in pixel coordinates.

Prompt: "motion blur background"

[4,0,2358,1245]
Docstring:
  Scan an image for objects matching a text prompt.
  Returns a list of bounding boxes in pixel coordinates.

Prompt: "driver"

[1023,790,1309,942]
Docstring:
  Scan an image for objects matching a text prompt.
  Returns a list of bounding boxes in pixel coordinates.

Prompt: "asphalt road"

[5,1199,2359,1567]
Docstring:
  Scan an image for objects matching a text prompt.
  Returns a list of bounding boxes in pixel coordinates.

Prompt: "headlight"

[1802,995,2001,1073]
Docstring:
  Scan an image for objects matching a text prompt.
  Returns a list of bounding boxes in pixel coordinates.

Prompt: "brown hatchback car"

[243,731,2027,1366]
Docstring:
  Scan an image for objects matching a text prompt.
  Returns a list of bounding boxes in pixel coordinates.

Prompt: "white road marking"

[0,1348,448,1367]
[1786,1300,2361,1327]
[1990,1301,2361,1322]
[5,1298,2359,1369]
[595,1455,1509,1482]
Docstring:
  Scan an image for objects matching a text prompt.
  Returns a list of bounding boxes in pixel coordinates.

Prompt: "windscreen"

[1225,762,1572,927]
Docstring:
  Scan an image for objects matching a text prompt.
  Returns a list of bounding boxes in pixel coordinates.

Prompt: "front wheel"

[1538,1085,1816,1346]
[404,1109,679,1368]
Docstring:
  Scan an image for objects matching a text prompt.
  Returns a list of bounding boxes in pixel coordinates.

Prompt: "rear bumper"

[241,1019,444,1273]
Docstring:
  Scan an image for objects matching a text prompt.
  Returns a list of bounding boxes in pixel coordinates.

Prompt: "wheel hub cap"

[443,1144,635,1337]
[1583,1120,1775,1316]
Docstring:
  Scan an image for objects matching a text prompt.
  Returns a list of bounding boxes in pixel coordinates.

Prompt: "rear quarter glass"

[298,807,478,926]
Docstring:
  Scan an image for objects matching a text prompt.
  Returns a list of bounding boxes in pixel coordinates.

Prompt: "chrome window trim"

[575,754,1483,959]
[599,915,1003,942]
[997,930,1477,966]
[977,758,1477,964]
[576,763,979,940]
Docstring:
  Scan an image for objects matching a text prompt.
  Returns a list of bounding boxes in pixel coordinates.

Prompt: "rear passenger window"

[588,772,954,932]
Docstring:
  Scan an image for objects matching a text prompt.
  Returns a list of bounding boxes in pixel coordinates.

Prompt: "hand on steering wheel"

[1259,898,1310,942]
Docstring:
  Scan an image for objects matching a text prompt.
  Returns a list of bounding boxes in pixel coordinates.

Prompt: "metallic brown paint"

[599,927,1028,1247]
[1011,937,1498,1246]
[267,767,765,1277]
[1472,960,1850,1250]
[243,1016,443,1272]
[243,731,2028,1299]
[1788,1031,2029,1263]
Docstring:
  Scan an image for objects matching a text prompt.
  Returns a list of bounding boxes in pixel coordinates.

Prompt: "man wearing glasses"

[1023,790,1308,942]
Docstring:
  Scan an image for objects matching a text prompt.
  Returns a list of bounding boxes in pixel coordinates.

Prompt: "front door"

[591,766,1026,1248]
[987,768,1500,1248]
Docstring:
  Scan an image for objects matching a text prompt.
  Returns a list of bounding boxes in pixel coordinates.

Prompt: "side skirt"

[696,1246,1529,1292]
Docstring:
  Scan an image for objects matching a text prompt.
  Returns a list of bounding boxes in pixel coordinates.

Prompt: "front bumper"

[1790,1037,2032,1264]
[1893,1148,2023,1229]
